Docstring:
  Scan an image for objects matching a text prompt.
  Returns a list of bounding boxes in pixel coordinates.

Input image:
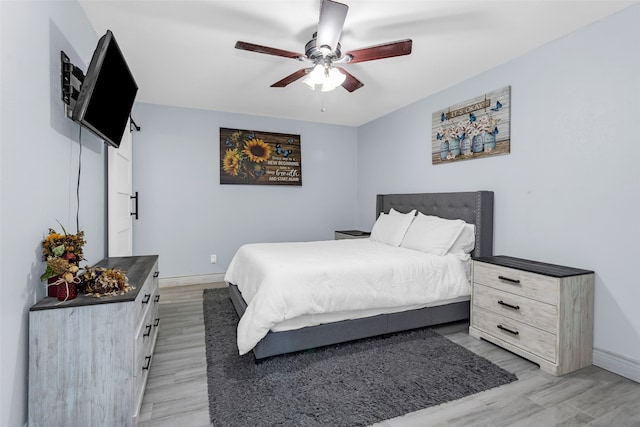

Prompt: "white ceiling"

[78,0,636,127]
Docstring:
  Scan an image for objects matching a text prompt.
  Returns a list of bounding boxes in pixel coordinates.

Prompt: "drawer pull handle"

[143,324,152,337]
[497,324,519,336]
[142,294,151,304]
[154,294,160,303]
[497,300,520,311]
[153,271,159,278]
[154,318,160,327]
[498,275,520,284]
[142,356,152,371]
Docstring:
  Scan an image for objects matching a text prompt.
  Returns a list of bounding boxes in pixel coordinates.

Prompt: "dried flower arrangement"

[82,266,134,297]
[40,227,85,279]
[40,225,85,299]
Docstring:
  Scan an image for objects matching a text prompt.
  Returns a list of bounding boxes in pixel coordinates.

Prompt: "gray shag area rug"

[203,288,517,426]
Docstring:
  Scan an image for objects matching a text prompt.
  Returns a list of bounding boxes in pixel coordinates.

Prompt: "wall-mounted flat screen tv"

[72,30,138,148]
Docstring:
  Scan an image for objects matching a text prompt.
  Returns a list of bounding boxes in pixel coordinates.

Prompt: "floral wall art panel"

[220,128,302,186]
[432,86,511,164]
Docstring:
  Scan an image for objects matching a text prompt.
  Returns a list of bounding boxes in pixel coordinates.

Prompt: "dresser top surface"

[335,230,371,236]
[31,255,159,311]
[474,255,593,278]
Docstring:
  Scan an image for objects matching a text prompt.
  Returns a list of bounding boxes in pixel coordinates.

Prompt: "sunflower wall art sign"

[432,86,511,164]
[220,128,302,186]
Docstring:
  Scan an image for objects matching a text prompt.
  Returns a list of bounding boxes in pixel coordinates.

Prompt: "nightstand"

[335,230,371,240]
[469,255,594,376]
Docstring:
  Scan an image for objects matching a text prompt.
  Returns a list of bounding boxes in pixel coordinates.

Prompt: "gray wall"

[356,5,640,376]
[131,103,359,277]
[0,1,103,425]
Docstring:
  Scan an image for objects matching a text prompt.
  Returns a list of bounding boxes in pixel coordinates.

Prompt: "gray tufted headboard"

[375,191,494,258]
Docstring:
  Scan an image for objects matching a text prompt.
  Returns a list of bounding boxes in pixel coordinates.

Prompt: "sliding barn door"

[107,121,133,256]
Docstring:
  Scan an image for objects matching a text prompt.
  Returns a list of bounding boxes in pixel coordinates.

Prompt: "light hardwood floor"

[138,283,640,427]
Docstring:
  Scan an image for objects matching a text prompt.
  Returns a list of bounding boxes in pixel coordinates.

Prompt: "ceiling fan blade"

[271,68,309,88]
[235,41,303,60]
[316,0,348,52]
[336,67,364,92]
[345,39,412,64]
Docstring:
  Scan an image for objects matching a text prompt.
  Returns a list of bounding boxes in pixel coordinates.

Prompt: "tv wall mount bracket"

[60,51,85,119]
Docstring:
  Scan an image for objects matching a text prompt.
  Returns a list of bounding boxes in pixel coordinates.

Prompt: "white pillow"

[370,213,414,246]
[389,208,417,217]
[449,223,476,258]
[400,214,466,255]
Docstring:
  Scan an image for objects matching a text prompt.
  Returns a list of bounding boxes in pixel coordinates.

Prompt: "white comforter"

[224,238,470,355]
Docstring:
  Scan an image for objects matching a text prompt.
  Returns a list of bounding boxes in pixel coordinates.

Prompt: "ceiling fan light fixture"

[303,63,344,92]
[320,80,337,92]
[309,64,326,85]
[301,75,316,90]
[328,67,346,86]
[319,66,345,92]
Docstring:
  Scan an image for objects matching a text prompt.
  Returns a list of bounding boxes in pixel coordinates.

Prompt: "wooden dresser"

[469,256,594,376]
[29,255,160,427]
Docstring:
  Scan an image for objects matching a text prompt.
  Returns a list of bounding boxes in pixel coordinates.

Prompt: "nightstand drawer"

[473,283,557,334]
[472,306,556,363]
[474,262,558,305]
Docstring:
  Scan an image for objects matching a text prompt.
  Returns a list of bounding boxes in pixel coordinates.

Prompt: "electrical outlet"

[210,254,217,264]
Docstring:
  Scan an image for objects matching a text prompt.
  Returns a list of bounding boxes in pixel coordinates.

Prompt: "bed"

[227,191,494,359]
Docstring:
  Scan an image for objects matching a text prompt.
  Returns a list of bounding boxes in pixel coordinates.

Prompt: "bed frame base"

[228,191,493,360]
[229,283,470,360]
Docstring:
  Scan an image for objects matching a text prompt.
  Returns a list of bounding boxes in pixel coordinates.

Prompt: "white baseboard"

[593,347,640,383]
[159,273,226,288]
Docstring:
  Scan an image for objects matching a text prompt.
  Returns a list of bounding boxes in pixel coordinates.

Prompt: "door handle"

[130,191,139,220]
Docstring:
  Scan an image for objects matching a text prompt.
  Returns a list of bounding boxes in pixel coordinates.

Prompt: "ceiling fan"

[235,0,412,93]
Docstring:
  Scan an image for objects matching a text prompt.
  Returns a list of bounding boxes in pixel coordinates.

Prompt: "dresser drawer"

[474,262,558,305]
[133,353,153,407]
[135,303,156,372]
[473,283,558,334]
[134,301,157,407]
[134,262,159,327]
[472,306,557,363]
